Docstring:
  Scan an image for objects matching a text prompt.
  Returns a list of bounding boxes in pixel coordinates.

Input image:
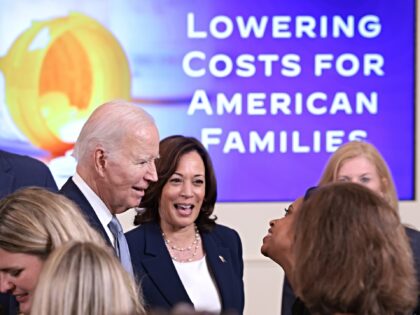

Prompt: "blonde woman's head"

[31,241,145,315]
[318,141,397,209]
[0,187,103,314]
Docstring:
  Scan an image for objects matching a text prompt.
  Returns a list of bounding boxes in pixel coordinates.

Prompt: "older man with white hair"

[60,100,160,274]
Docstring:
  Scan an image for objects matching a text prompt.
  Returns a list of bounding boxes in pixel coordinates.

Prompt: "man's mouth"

[132,186,145,195]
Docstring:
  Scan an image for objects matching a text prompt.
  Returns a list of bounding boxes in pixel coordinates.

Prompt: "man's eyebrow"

[137,155,160,160]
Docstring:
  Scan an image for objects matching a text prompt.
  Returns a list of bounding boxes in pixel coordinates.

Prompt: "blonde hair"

[31,241,145,315]
[294,183,417,315]
[0,187,104,258]
[318,140,398,209]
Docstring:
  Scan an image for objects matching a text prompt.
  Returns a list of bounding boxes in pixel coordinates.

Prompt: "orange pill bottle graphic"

[0,13,131,156]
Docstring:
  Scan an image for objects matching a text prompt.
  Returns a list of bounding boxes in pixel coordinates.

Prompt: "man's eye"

[137,159,153,167]
[361,177,370,183]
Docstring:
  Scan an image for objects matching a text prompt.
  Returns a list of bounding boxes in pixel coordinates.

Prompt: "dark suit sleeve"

[39,164,58,191]
[405,227,420,282]
[405,227,420,313]
[1,151,58,193]
[234,229,245,313]
[228,227,245,312]
[30,156,58,191]
[231,228,244,280]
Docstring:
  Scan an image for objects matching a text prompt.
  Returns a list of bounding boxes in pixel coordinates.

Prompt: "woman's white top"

[173,256,222,313]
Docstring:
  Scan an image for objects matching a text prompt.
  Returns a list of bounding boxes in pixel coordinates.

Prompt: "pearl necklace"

[162,225,201,262]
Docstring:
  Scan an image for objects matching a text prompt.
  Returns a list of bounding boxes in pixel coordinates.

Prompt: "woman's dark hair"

[294,182,417,315]
[134,135,217,231]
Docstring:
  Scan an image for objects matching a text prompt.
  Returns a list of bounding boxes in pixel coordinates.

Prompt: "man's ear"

[94,148,107,176]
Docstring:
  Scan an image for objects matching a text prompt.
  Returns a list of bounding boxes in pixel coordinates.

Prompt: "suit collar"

[202,231,236,309]
[60,178,112,246]
[72,173,114,235]
[141,223,238,310]
[141,223,192,305]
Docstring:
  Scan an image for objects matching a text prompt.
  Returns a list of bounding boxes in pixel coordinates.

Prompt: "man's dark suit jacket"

[0,150,57,199]
[59,177,112,246]
[281,226,420,315]
[0,150,57,315]
[126,221,245,314]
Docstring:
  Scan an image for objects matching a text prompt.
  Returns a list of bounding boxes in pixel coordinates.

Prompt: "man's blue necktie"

[108,216,134,276]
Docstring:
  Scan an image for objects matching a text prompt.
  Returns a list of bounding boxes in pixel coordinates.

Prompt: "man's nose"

[145,161,158,182]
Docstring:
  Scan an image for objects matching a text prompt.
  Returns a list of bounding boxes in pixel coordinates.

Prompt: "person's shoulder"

[207,223,242,244]
[125,221,155,240]
[405,226,420,242]
[211,223,239,235]
[0,150,57,191]
[405,226,420,253]
[0,150,49,172]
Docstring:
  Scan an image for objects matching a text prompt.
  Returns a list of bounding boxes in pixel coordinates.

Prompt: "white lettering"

[217,93,242,115]
[247,93,266,115]
[250,131,275,153]
[188,14,381,40]
[200,128,369,153]
[201,128,222,148]
[183,51,206,77]
[295,16,317,38]
[187,90,213,115]
[315,53,385,77]
[224,132,246,153]
[187,13,207,38]
[236,16,269,38]
[189,90,377,116]
[209,16,234,39]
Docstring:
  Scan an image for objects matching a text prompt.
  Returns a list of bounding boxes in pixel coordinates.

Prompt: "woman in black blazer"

[126,135,244,314]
